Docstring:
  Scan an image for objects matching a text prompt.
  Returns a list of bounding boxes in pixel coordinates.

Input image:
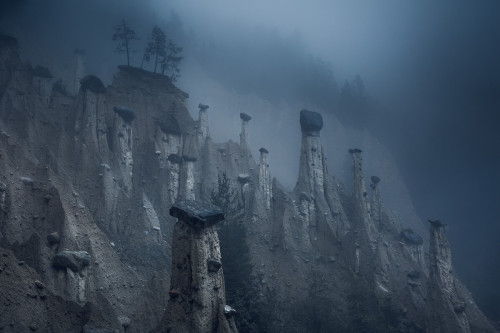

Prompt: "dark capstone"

[371,176,381,184]
[198,103,209,110]
[156,115,181,135]
[300,109,323,133]
[259,147,269,154]
[407,270,421,279]
[348,148,362,154]
[240,112,252,121]
[32,65,53,78]
[428,219,445,228]
[167,154,183,164]
[170,200,225,229]
[113,106,136,123]
[47,232,60,245]
[80,75,106,94]
[237,174,250,184]
[183,155,197,162]
[207,259,222,272]
[53,251,90,272]
[400,228,423,245]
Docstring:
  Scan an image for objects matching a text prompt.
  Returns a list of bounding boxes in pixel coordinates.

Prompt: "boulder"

[47,232,60,245]
[53,251,91,272]
[113,106,136,123]
[80,75,106,94]
[259,147,269,154]
[240,112,252,121]
[299,109,323,133]
[207,259,222,272]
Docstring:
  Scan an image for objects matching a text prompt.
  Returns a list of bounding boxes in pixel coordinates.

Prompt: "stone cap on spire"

[259,147,269,154]
[371,176,381,184]
[170,200,225,228]
[240,112,252,121]
[428,218,446,228]
[300,109,323,133]
[348,148,363,154]
[198,103,209,110]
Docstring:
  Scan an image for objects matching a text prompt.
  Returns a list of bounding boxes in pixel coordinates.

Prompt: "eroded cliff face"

[0,35,497,333]
[0,38,196,332]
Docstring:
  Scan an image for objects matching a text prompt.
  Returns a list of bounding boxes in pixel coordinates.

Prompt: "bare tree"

[112,20,138,67]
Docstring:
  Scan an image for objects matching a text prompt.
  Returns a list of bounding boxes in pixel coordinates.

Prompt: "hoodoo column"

[239,112,251,151]
[159,200,238,333]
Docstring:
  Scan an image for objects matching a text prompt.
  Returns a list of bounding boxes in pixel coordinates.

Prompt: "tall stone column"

[258,148,272,209]
[296,110,325,195]
[426,219,471,333]
[159,200,238,333]
[74,48,86,95]
[239,113,251,150]
[370,175,382,229]
[198,103,210,145]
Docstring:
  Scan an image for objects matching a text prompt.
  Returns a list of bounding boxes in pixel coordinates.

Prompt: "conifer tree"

[112,20,138,67]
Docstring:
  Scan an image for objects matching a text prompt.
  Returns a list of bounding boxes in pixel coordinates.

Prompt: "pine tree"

[210,171,272,333]
[144,25,166,73]
[112,20,138,67]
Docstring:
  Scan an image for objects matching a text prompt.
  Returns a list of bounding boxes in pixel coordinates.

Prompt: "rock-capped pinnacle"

[300,109,323,135]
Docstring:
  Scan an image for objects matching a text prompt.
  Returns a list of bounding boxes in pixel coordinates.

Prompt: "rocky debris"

[300,109,323,134]
[156,200,238,333]
[400,228,423,245]
[80,75,106,94]
[20,176,36,186]
[52,251,91,272]
[113,106,136,123]
[46,232,60,245]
